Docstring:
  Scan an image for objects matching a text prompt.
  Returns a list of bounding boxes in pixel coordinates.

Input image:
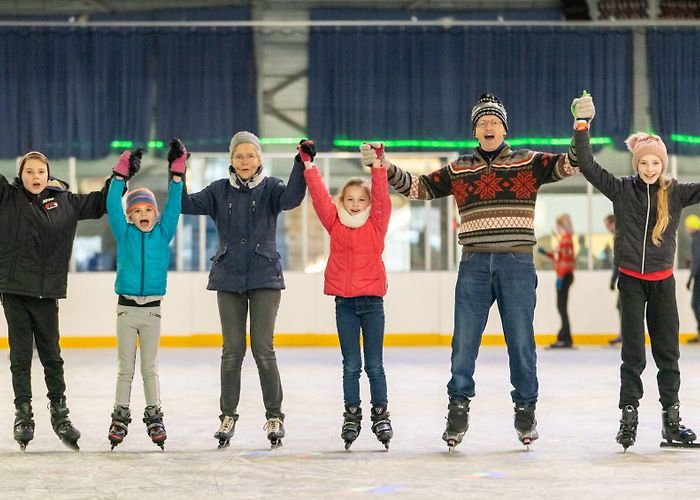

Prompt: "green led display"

[671,134,700,145]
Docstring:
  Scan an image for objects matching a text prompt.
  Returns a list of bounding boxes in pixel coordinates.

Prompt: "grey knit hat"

[229,131,262,158]
[471,93,508,133]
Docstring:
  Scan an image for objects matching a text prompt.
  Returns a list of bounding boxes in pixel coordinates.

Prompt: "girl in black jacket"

[0,151,110,450]
[572,93,700,451]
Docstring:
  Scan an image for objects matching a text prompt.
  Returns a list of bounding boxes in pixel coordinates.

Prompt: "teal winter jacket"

[107,177,182,296]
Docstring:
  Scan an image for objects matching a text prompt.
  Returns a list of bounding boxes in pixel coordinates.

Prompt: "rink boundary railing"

[1,333,693,349]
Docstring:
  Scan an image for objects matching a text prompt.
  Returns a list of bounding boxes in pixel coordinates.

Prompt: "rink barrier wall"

[0,270,697,347]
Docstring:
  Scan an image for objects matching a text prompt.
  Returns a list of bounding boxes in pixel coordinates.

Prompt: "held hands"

[168,138,189,176]
[112,147,144,180]
[359,142,385,167]
[571,90,595,130]
[296,139,316,164]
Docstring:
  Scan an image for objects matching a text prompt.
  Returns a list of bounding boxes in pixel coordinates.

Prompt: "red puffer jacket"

[304,165,391,298]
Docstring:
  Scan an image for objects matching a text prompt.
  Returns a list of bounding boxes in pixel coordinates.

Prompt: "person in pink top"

[301,141,393,450]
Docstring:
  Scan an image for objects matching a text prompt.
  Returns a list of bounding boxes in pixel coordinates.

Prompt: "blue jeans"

[335,296,387,407]
[447,252,539,404]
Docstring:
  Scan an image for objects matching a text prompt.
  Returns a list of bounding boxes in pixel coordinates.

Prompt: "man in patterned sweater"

[362,93,579,449]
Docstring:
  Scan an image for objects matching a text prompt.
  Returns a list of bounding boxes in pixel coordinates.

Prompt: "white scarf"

[335,198,371,228]
[229,165,266,189]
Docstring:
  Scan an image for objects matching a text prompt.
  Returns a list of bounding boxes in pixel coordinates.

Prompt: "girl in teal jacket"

[104,142,185,450]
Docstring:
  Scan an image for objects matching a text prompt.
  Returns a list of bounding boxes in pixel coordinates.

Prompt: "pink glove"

[170,145,188,176]
[112,150,131,178]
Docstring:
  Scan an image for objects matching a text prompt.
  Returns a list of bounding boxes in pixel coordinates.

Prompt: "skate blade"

[17,442,27,452]
[344,440,353,450]
[62,441,80,451]
[660,441,700,448]
[270,439,283,449]
[217,439,230,449]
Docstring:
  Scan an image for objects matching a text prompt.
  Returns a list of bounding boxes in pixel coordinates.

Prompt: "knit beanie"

[471,93,508,133]
[229,131,262,159]
[18,151,50,177]
[126,188,158,214]
[625,132,668,174]
[685,214,700,231]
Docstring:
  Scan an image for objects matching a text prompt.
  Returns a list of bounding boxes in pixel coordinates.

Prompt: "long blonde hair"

[652,176,671,246]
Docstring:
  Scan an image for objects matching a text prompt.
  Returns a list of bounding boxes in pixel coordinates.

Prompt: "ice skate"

[13,402,34,451]
[616,405,638,451]
[514,403,539,448]
[214,414,237,449]
[660,402,700,449]
[143,406,167,450]
[442,398,469,452]
[108,405,131,450]
[264,416,285,449]
[341,406,362,450]
[49,398,80,451]
[370,405,393,450]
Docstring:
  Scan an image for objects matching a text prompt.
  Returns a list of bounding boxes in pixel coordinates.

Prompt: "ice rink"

[2,345,700,499]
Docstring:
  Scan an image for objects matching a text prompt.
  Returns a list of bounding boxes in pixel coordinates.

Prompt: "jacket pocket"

[254,244,281,261]
[210,246,228,264]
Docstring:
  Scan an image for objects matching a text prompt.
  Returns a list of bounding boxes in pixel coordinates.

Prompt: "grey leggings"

[217,289,284,420]
[114,305,162,408]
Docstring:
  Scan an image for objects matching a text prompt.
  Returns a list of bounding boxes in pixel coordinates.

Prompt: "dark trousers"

[618,274,680,409]
[216,289,284,420]
[691,279,700,333]
[2,293,66,405]
[556,273,574,343]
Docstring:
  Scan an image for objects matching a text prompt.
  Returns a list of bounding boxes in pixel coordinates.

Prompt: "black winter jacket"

[0,175,108,298]
[575,130,700,274]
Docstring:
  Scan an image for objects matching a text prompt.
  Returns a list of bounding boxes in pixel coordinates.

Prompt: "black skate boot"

[264,416,285,449]
[341,406,362,450]
[616,405,638,451]
[108,405,131,450]
[514,402,539,447]
[214,414,238,449]
[660,402,699,448]
[442,398,470,451]
[49,398,81,451]
[143,406,167,450]
[371,405,393,450]
[13,402,35,451]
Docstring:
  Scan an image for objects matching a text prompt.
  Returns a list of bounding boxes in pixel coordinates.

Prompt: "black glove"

[295,138,317,163]
[167,138,187,164]
[128,147,144,178]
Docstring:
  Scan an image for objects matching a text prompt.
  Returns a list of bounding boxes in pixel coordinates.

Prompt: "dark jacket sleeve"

[692,235,700,279]
[273,159,307,213]
[573,129,623,202]
[68,176,110,220]
[181,180,217,217]
[0,174,11,205]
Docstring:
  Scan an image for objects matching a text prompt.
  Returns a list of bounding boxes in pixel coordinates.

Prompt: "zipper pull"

[252,200,256,213]
[228,202,232,215]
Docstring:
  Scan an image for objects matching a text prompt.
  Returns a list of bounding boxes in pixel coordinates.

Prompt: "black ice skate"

[514,403,539,448]
[108,405,131,450]
[616,405,638,451]
[49,398,81,451]
[215,414,237,449]
[341,406,362,450]
[143,406,167,450]
[264,416,285,449]
[660,402,700,449]
[370,405,393,450]
[442,398,470,452]
[13,402,35,451]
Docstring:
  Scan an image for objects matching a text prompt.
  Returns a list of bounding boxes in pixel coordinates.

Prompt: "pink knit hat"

[625,132,668,174]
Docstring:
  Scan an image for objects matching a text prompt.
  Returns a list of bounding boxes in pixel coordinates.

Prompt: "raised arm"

[570,93,622,201]
[360,144,392,236]
[272,141,309,213]
[106,176,129,239]
[304,165,337,233]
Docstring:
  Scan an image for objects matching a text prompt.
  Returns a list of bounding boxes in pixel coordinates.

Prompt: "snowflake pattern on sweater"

[387,145,578,251]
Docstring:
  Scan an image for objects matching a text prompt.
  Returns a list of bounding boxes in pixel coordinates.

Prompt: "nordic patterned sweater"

[387,144,578,252]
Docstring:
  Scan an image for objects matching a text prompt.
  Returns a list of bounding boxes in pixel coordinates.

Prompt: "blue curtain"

[0,7,257,159]
[308,22,633,151]
[154,28,258,152]
[647,28,700,154]
[0,28,151,159]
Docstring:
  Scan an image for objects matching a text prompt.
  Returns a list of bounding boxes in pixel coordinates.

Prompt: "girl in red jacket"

[538,213,575,348]
[302,141,393,450]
